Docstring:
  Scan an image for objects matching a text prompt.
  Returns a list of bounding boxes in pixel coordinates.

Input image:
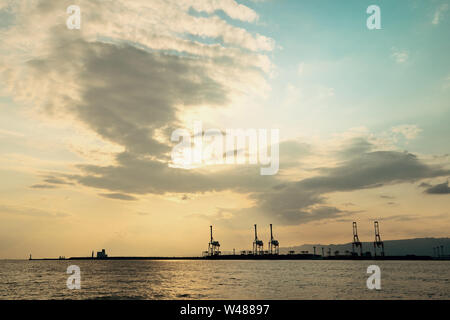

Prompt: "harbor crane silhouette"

[208,225,221,256]
[352,222,363,256]
[373,221,385,257]
[253,224,264,255]
[269,224,279,255]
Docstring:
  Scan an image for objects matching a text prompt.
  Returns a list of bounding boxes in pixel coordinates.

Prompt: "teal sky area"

[238,0,450,154]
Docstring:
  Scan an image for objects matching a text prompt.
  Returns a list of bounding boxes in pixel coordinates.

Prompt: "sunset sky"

[0,0,449,259]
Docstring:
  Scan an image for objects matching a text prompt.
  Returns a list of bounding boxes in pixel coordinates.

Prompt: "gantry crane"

[208,225,221,256]
[253,224,264,255]
[352,222,363,256]
[373,221,385,257]
[269,224,279,255]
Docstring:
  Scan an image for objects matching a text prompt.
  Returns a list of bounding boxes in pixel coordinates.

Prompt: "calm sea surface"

[0,260,449,299]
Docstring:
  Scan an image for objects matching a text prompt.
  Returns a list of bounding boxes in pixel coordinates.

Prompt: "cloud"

[42,176,74,185]
[99,193,138,201]
[68,151,279,195]
[275,206,352,225]
[391,48,409,64]
[297,151,448,193]
[278,140,311,168]
[432,3,448,25]
[372,213,450,222]
[30,184,58,189]
[0,204,70,218]
[0,0,273,114]
[391,124,422,140]
[219,140,450,225]
[424,181,450,194]
[418,182,432,188]
[63,129,450,227]
[343,202,355,206]
[23,39,231,158]
[29,175,74,189]
[53,133,450,226]
[336,137,373,159]
[184,0,259,23]
[0,0,276,197]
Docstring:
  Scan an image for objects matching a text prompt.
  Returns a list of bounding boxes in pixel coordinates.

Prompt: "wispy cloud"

[0,204,70,218]
[391,47,409,64]
[391,124,422,140]
[432,3,448,25]
[30,184,58,189]
[99,193,138,201]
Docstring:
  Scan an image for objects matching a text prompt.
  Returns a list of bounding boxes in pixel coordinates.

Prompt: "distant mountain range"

[280,237,450,257]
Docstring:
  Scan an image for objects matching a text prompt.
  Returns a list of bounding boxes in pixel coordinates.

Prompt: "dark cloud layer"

[298,151,449,193]
[61,135,450,224]
[69,151,278,195]
[30,184,57,189]
[28,34,281,197]
[28,39,230,158]
[424,181,450,194]
[99,193,138,201]
[337,137,373,159]
[243,149,450,225]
